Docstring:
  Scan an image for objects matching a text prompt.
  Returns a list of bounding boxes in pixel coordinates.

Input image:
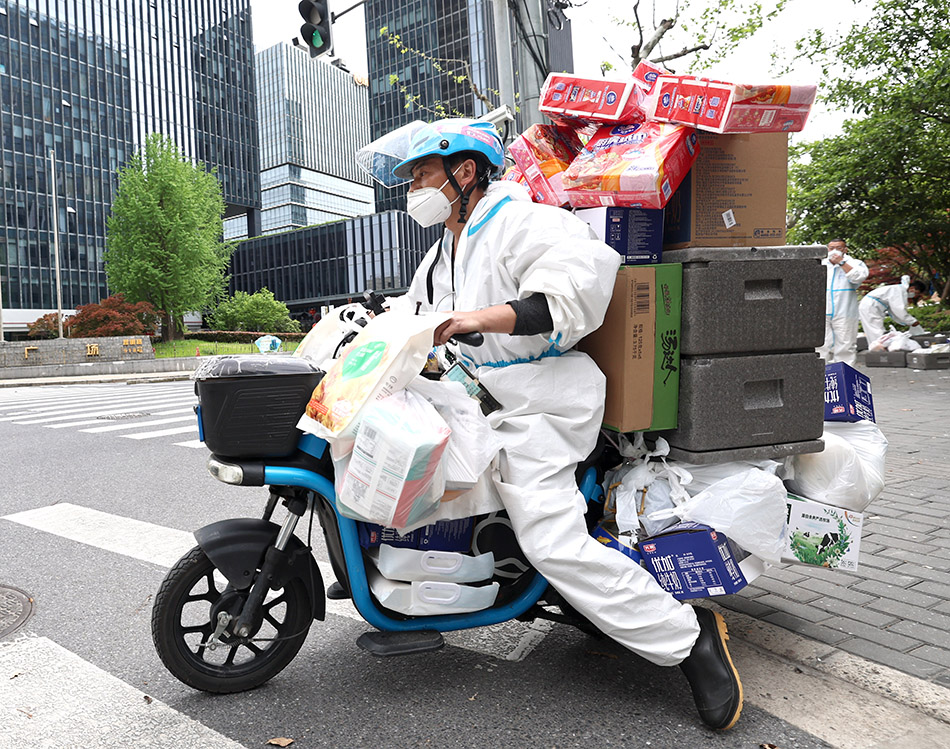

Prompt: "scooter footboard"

[195,518,326,621]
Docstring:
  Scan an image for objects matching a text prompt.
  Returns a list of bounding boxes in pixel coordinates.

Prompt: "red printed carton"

[647,76,817,133]
[562,122,699,210]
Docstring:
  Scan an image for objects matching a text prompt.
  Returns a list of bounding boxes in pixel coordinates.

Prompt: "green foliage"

[27,313,62,339]
[787,0,950,303]
[105,133,233,340]
[183,330,305,344]
[64,294,159,339]
[210,288,302,334]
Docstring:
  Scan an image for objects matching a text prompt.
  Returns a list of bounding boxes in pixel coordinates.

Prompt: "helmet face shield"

[392,119,505,181]
[355,121,428,188]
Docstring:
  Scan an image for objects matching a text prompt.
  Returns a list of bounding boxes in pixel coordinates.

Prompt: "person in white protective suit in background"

[383,118,743,731]
[859,279,928,348]
[817,239,869,366]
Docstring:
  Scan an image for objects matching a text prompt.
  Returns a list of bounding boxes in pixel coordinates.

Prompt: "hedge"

[184,330,307,344]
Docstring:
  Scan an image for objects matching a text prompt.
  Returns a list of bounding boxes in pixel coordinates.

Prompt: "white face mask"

[406,168,463,227]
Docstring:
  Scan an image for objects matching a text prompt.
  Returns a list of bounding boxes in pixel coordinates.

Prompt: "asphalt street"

[0,356,949,748]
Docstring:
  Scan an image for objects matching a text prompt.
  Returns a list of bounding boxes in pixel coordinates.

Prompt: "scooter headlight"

[207,457,244,485]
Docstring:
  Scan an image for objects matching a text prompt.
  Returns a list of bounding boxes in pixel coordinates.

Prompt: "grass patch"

[152,339,300,359]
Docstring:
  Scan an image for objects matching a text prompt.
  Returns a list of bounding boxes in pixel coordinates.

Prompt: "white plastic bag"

[336,389,451,529]
[407,376,503,491]
[648,469,788,564]
[297,311,448,447]
[784,420,887,512]
[886,330,921,352]
[293,303,372,369]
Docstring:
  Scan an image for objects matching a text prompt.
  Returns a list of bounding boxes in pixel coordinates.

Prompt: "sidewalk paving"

[4,352,950,692]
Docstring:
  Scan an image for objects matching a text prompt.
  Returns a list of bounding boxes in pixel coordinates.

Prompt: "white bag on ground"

[886,330,921,352]
[647,469,788,564]
[784,420,887,511]
[407,376,503,491]
[337,389,451,529]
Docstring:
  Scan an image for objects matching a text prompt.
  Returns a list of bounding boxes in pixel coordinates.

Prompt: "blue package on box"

[824,362,875,423]
[639,522,747,599]
[358,518,474,552]
[575,207,663,265]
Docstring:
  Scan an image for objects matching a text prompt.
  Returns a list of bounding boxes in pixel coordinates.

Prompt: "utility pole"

[515,0,547,127]
[491,0,516,123]
[49,150,64,338]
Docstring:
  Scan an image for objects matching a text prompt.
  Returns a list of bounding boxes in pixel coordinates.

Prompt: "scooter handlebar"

[450,331,484,347]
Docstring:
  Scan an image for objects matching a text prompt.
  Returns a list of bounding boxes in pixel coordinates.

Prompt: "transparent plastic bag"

[336,389,451,529]
[648,468,788,563]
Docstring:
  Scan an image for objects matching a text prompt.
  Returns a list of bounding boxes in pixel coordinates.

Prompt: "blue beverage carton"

[591,520,643,564]
[639,522,747,599]
[358,518,474,552]
[824,362,875,423]
[576,206,664,265]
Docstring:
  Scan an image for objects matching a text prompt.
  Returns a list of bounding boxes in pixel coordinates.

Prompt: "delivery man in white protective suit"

[859,278,928,347]
[380,118,743,731]
[817,239,869,366]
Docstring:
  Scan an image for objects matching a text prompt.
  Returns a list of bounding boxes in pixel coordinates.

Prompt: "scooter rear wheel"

[152,545,313,693]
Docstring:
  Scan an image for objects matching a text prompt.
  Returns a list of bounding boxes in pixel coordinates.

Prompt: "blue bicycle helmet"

[392,119,505,181]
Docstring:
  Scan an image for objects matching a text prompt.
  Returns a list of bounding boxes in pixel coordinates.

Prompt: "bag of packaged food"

[297,311,447,449]
[562,122,699,209]
[336,388,451,529]
[508,123,585,206]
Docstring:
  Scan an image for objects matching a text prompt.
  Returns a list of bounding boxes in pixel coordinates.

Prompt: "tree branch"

[639,17,675,60]
[651,41,711,64]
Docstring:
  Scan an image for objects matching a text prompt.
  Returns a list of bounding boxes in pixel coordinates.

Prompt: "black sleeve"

[506,293,554,336]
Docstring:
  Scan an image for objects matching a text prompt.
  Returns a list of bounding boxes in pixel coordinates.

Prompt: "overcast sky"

[249,0,874,142]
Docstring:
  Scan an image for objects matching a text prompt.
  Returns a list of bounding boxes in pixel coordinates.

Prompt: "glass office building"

[230,211,440,323]
[225,43,374,240]
[0,0,259,335]
[364,0,572,212]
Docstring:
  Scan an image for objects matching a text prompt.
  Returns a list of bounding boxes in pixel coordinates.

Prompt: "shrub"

[27,312,63,339]
[184,330,305,344]
[211,288,301,333]
[65,294,159,338]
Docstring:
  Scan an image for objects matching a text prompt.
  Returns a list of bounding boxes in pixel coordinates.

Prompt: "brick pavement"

[720,353,950,687]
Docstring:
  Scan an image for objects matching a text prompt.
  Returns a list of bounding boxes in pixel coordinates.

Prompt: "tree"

[27,313,61,339]
[211,288,302,334]
[64,294,159,338]
[787,0,950,302]
[105,133,233,341]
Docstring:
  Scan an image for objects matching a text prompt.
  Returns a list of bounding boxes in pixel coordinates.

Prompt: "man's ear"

[458,158,479,189]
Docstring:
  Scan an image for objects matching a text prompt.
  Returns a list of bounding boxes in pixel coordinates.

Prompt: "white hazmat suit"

[817,254,869,366]
[395,182,701,666]
[859,283,920,347]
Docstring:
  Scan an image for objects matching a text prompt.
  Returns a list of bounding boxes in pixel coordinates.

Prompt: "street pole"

[515,0,547,127]
[491,0,516,124]
[49,150,64,338]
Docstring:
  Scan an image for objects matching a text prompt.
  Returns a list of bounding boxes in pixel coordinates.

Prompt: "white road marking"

[80,415,196,433]
[174,439,206,449]
[2,503,548,662]
[0,636,247,748]
[123,425,198,439]
[47,406,195,429]
[0,385,189,416]
[8,394,194,424]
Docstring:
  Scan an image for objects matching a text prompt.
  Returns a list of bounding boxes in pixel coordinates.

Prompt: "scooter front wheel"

[152,545,313,693]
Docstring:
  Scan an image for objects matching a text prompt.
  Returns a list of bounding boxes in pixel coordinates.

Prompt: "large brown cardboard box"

[579,264,682,432]
[663,132,788,249]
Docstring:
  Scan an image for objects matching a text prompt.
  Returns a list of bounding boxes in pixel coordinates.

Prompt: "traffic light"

[297,0,333,58]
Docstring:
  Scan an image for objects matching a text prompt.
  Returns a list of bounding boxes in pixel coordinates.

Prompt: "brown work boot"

[678,607,743,730]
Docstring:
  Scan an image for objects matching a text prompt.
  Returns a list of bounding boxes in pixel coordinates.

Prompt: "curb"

[711,602,950,727]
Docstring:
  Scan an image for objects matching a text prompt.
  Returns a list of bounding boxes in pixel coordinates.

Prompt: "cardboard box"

[663,132,788,249]
[784,494,863,571]
[639,522,750,599]
[538,62,662,128]
[358,518,473,551]
[824,362,875,423]
[579,264,682,431]
[576,207,663,265]
[563,123,699,210]
[647,76,816,134]
[591,521,643,564]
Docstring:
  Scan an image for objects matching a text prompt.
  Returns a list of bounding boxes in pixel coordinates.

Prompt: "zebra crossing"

[0,382,204,448]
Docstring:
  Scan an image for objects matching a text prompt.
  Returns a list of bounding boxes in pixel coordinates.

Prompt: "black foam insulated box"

[906,350,950,370]
[662,245,825,356]
[651,351,824,454]
[864,350,906,368]
[194,354,324,458]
